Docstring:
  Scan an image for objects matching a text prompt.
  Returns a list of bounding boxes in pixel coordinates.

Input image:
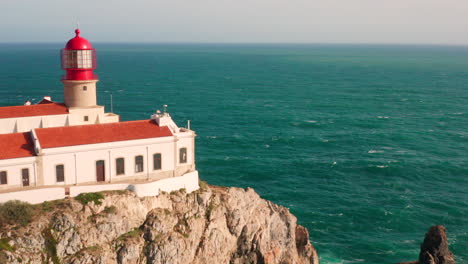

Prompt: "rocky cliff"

[0,183,319,264]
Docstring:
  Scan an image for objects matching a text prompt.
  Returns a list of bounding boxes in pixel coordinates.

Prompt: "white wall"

[41,136,179,186]
[70,170,200,198]
[0,107,119,135]
[0,157,37,190]
[175,131,195,166]
[131,170,199,197]
[0,115,69,134]
[0,187,65,204]
[0,170,199,204]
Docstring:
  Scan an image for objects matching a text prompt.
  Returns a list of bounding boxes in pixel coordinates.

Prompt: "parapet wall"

[0,171,199,204]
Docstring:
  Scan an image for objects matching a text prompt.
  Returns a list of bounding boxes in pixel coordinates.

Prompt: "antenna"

[76,20,80,29]
[163,104,168,114]
[110,94,114,113]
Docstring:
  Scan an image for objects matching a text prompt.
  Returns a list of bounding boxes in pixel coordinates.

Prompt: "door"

[22,168,30,187]
[96,160,105,182]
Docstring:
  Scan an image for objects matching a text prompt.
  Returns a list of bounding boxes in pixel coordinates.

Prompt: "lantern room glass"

[61,49,96,69]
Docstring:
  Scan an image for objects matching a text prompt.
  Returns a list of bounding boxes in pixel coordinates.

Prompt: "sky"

[1,0,468,45]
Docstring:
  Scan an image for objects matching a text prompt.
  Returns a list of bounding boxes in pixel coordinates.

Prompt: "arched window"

[179,148,187,164]
[153,153,162,170]
[56,165,65,182]
[135,155,144,173]
[116,158,125,175]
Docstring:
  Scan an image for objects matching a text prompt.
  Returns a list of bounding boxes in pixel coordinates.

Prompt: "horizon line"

[0,41,468,48]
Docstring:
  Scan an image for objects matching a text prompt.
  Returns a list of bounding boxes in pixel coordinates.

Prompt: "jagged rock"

[0,185,318,264]
[398,225,455,264]
[419,225,455,264]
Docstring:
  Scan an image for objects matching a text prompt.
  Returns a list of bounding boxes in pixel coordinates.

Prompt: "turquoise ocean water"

[0,43,467,263]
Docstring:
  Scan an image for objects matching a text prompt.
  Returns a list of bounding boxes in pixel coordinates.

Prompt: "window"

[83,86,87,91]
[153,153,162,170]
[22,168,29,187]
[56,165,65,182]
[61,49,96,69]
[96,160,105,182]
[84,116,89,122]
[135,155,144,173]
[179,148,187,164]
[116,158,125,175]
[0,171,7,185]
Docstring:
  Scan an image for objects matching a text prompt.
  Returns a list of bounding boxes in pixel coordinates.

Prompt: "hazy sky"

[1,0,468,44]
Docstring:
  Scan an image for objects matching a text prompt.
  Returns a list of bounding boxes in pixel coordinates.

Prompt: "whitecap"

[264,144,270,148]
[305,120,317,123]
[322,139,329,143]
[368,150,384,154]
[376,165,388,168]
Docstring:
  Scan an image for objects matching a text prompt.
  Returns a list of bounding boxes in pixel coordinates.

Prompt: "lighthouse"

[61,29,98,108]
[0,28,199,205]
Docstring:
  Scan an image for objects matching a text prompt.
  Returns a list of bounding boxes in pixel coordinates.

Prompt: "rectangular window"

[116,158,125,175]
[179,148,187,164]
[22,168,30,187]
[135,155,144,173]
[83,86,87,91]
[153,153,162,170]
[56,165,65,182]
[96,160,105,182]
[0,171,7,185]
[84,116,89,122]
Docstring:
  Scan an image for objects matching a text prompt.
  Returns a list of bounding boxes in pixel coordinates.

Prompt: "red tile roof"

[0,132,35,160]
[0,103,68,119]
[35,120,173,149]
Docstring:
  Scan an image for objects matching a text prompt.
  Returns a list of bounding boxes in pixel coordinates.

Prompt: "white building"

[0,29,199,204]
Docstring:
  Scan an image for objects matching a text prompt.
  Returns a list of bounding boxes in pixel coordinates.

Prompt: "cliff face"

[0,184,318,264]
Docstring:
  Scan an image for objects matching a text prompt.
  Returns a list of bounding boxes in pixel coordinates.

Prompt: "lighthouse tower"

[61,29,98,108]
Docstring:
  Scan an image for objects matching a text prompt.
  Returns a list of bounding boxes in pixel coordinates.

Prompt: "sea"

[0,43,467,263]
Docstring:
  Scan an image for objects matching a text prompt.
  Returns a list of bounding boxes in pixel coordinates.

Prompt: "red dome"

[64,29,93,50]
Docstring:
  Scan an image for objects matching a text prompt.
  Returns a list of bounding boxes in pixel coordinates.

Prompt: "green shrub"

[199,180,208,192]
[116,228,142,242]
[102,206,117,215]
[0,238,14,251]
[75,192,104,206]
[0,200,34,226]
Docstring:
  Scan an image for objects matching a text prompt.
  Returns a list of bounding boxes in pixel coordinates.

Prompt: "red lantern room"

[61,29,97,81]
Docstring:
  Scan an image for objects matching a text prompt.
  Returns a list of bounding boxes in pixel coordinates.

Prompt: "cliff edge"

[0,183,318,264]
